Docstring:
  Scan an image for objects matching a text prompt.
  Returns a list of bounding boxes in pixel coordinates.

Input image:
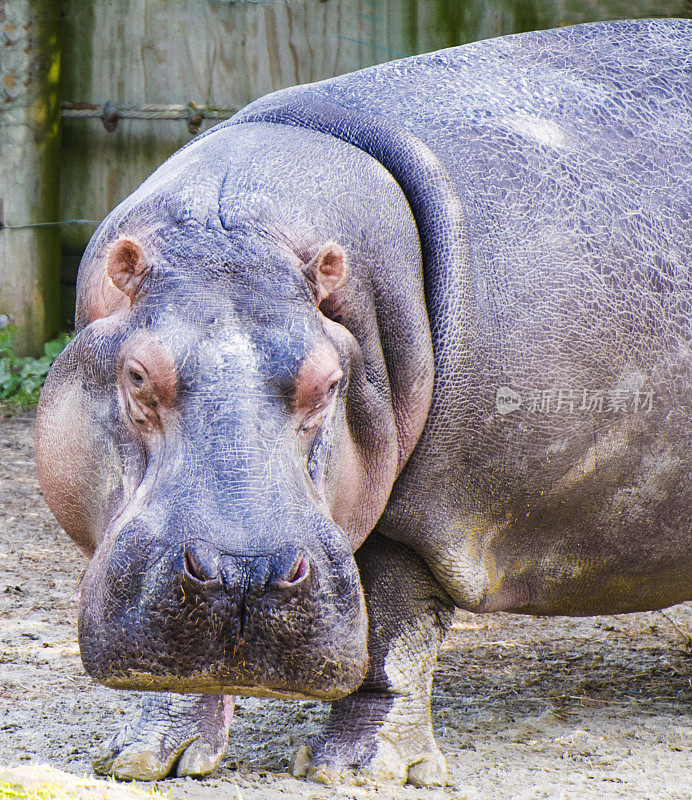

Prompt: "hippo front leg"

[306,533,454,788]
[93,693,234,780]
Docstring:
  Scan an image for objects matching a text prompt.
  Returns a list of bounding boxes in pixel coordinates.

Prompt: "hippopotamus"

[35,17,691,787]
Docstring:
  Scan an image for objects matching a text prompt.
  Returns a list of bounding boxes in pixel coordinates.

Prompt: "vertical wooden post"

[0,0,61,355]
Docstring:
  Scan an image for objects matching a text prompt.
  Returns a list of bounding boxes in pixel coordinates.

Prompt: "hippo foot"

[295,693,448,788]
[93,692,234,780]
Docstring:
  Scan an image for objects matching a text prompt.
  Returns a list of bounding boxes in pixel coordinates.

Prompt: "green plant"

[0,326,73,412]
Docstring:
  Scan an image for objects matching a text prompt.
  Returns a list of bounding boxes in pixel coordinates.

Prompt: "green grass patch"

[0,326,72,412]
[0,782,168,800]
[0,780,71,799]
[0,767,170,800]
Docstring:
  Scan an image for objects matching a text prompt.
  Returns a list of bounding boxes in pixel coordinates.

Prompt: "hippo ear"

[106,238,151,300]
[303,242,348,305]
[83,238,152,322]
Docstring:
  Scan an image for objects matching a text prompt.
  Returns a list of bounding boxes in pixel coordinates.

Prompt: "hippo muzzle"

[78,506,369,699]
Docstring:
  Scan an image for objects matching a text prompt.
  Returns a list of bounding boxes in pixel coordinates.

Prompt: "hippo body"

[36,19,691,787]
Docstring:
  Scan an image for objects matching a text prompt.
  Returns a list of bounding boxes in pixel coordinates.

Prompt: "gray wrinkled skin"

[35,19,691,787]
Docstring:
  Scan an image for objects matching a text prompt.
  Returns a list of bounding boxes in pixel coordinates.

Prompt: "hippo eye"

[323,368,343,400]
[128,368,144,386]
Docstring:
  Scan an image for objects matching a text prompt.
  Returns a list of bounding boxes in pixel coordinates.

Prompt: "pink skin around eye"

[119,335,178,408]
[293,343,343,417]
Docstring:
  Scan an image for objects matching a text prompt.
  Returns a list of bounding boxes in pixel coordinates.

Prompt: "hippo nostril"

[183,547,220,584]
[289,554,309,583]
[274,554,310,590]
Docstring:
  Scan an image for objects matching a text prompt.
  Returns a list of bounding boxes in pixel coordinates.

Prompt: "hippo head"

[35,215,404,700]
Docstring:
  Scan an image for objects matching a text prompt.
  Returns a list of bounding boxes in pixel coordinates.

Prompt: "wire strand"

[0,219,100,231]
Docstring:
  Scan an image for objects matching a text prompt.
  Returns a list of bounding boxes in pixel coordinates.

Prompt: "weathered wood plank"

[0,0,62,355]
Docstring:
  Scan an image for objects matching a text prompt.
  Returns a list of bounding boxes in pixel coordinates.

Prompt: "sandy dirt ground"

[0,411,690,800]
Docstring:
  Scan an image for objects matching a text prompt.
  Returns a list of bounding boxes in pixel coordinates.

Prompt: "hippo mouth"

[79,606,369,701]
[80,614,369,701]
[96,667,364,701]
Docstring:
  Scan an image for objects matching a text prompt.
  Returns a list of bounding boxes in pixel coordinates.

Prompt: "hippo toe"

[93,694,234,780]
